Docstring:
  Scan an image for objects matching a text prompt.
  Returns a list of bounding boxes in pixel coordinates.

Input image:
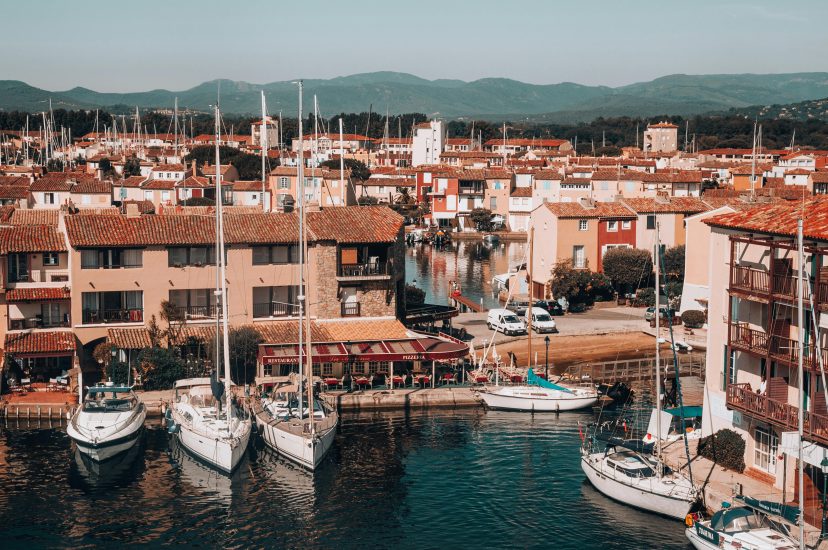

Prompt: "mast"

[173,97,179,160]
[215,103,233,421]
[750,121,757,201]
[797,218,805,549]
[261,91,268,211]
[527,226,534,373]
[339,117,345,206]
[655,219,662,474]
[297,80,305,419]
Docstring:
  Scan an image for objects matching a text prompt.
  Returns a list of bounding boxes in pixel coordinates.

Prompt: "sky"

[5,0,828,92]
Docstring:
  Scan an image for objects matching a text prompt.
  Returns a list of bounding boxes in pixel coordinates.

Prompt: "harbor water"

[405,240,528,310]
[0,410,690,549]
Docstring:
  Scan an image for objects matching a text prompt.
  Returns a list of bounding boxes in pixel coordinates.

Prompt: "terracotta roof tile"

[704,197,828,240]
[177,176,211,189]
[118,176,148,188]
[0,225,66,253]
[812,172,828,184]
[306,206,403,243]
[71,179,111,194]
[510,187,532,198]
[31,172,97,192]
[620,197,709,214]
[4,330,76,355]
[107,328,153,349]
[7,209,58,226]
[142,179,176,190]
[6,287,71,302]
[230,180,266,192]
[544,201,635,219]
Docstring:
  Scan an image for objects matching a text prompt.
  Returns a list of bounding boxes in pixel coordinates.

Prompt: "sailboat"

[252,80,339,470]
[67,380,146,462]
[581,220,697,520]
[478,224,599,412]
[167,103,252,475]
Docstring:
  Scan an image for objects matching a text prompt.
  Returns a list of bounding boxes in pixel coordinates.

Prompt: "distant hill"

[725,95,828,121]
[2,71,828,120]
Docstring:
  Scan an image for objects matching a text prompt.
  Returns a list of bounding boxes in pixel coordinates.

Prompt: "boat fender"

[685,514,694,527]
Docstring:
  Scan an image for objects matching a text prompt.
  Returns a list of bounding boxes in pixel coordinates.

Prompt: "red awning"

[259,334,468,365]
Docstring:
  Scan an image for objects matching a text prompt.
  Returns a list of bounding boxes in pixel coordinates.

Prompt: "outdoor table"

[475,375,489,384]
[355,378,371,389]
[324,378,339,389]
[392,376,404,388]
[441,373,455,385]
[416,376,430,388]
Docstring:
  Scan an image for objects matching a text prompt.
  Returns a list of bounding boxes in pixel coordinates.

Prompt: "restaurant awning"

[259,332,469,365]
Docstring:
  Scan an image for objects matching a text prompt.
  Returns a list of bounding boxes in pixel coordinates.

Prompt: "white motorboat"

[686,498,798,549]
[168,377,252,475]
[580,448,697,520]
[67,382,146,462]
[479,369,599,412]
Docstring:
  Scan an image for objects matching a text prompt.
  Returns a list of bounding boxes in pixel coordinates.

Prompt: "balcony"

[459,185,485,195]
[253,302,299,319]
[82,308,143,324]
[174,305,219,320]
[337,261,391,280]
[341,302,361,317]
[729,322,769,355]
[9,316,70,330]
[726,383,828,447]
[730,265,828,309]
[728,322,828,372]
[731,266,769,296]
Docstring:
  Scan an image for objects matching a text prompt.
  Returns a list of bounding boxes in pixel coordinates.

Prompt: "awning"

[259,333,469,365]
[4,330,77,356]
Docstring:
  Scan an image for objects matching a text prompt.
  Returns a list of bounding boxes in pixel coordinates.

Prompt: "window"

[81,290,143,324]
[646,215,656,230]
[490,197,497,210]
[7,253,28,282]
[161,191,170,202]
[169,288,217,318]
[578,220,588,231]
[543,181,551,191]
[573,245,586,269]
[167,246,217,267]
[81,248,143,269]
[622,220,632,230]
[252,286,299,317]
[144,190,153,201]
[279,177,289,189]
[607,220,618,232]
[754,427,778,474]
[43,252,59,266]
[82,194,91,205]
[322,362,333,376]
[44,192,55,204]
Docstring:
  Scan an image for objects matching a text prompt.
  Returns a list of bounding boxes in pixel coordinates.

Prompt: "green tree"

[320,158,371,181]
[123,157,142,177]
[469,208,494,232]
[662,245,685,282]
[405,283,426,308]
[209,326,263,385]
[357,195,379,206]
[551,259,594,306]
[602,248,653,293]
[137,347,186,390]
[180,197,215,207]
[99,158,116,178]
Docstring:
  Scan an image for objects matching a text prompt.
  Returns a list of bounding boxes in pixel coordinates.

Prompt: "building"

[268,166,352,211]
[412,121,444,167]
[251,116,279,148]
[701,197,828,524]
[508,187,533,231]
[619,197,709,249]
[643,122,678,153]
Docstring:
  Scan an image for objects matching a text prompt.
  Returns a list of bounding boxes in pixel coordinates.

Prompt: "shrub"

[636,287,655,307]
[681,309,706,328]
[137,347,186,391]
[698,429,746,473]
[405,284,426,307]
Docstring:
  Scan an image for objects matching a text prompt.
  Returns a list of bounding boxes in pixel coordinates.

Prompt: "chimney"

[126,203,140,218]
[579,197,595,209]
[654,195,670,205]
[191,159,197,176]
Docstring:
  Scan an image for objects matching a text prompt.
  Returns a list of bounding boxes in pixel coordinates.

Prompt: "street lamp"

[821,456,828,540]
[544,335,551,380]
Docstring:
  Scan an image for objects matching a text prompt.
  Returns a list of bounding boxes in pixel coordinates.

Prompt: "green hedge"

[698,429,746,473]
[681,309,706,328]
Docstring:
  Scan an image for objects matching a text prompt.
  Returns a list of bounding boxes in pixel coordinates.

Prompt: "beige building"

[643,122,678,153]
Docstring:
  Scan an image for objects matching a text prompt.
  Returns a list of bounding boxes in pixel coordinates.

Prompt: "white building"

[643,122,678,153]
[412,121,444,167]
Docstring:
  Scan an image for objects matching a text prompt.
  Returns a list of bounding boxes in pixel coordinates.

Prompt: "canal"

[0,411,691,549]
[405,240,528,310]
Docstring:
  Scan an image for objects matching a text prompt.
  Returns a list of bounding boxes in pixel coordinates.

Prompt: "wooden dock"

[1,402,75,420]
[450,293,486,313]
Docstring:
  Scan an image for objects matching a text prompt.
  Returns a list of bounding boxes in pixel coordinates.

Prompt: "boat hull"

[479,387,598,412]
[67,405,146,462]
[581,454,694,520]
[175,420,251,475]
[255,410,338,470]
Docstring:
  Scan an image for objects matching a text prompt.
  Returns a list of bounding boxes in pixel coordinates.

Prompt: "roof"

[177,176,211,189]
[31,172,97,192]
[118,176,148,188]
[786,168,812,176]
[704,197,828,240]
[4,330,76,355]
[64,205,403,247]
[0,225,67,253]
[544,201,635,219]
[6,287,71,302]
[108,328,153,349]
[142,179,176,190]
[510,187,532,198]
[151,164,185,172]
[71,179,111,194]
[620,197,709,214]
[647,122,678,129]
[230,180,265,192]
[812,172,828,184]
[5,209,58,226]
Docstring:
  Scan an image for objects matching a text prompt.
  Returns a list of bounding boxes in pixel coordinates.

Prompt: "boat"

[167,102,252,475]
[69,435,145,491]
[479,368,599,411]
[686,497,798,549]
[581,218,698,520]
[251,81,339,471]
[66,382,146,462]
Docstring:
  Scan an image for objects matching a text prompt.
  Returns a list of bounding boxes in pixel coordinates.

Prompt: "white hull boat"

[580,449,697,520]
[479,371,598,412]
[169,378,252,475]
[67,383,146,462]
[685,499,798,549]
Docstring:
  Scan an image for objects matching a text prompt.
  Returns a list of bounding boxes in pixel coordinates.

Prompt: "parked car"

[487,308,527,336]
[644,306,675,321]
[535,300,565,316]
[506,299,532,316]
[529,307,558,333]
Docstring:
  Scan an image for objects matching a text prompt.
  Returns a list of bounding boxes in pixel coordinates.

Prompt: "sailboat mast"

[527,226,534,370]
[339,117,345,206]
[655,220,662,470]
[261,91,268,212]
[797,218,805,549]
[297,81,305,418]
[215,104,233,420]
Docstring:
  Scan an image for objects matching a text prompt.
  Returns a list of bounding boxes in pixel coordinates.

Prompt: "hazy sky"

[5,0,827,92]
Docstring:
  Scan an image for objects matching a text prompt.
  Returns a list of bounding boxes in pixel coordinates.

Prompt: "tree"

[469,208,494,232]
[99,158,116,178]
[180,197,215,206]
[208,326,263,385]
[123,156,142,177]
[551,259,597,306]
[320,158,371,181]
[395,186,415,205]
[137,347,186,391]
[405,283,426,308]
[357,195,379,206]
[602,248,653,293]
[662,245,685,282]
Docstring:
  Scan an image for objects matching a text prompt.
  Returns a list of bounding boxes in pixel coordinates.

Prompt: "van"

[529,307,557,333]
[487,308,527,336]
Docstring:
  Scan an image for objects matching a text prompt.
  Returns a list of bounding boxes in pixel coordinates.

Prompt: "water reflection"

[406,241,527,309]
[69,437,145,493]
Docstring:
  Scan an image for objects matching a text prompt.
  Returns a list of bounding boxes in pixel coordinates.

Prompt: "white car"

[528,307,557,333]
[487,308,527,336]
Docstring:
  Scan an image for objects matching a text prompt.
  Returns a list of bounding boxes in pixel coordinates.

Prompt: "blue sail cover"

[527,368,573,394]
[734,495,800,525]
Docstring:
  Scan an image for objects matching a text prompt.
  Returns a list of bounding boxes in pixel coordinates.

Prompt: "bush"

[636,287,655,307]
[137,347,186,391]
[681,309,706,328]
[698,429,746,473]
[569,302,587,313]
[405,284,426,307]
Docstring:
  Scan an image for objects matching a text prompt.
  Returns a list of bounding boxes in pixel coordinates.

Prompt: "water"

[406,241,527,310]
[0,411,691,549]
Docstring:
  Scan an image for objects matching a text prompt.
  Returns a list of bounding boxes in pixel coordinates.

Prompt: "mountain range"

[2,71,828,122]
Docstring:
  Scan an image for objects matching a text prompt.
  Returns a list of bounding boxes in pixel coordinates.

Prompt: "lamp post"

[821,456,828,540]
[544,335,550,380]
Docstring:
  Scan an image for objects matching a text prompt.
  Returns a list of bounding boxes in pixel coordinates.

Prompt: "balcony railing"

[82,308,143,324]
[338,261,390,278]
[459,186,485,195]
[9,317,70,330]
[341,302,361,317]
[731,266,769,294]
[174,305,218,320]
[728,322,828,371]
[726,383,828,446]
[729,322,770,355]
[253,302,299,318]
